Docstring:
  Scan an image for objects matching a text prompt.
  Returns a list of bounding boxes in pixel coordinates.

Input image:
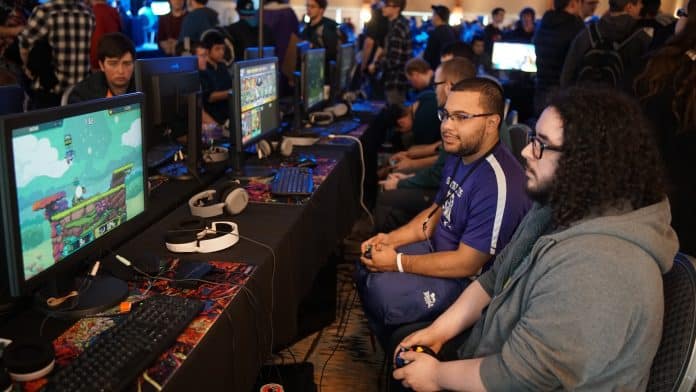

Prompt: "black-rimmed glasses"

[526,130,563,159]
[433,81,447,87]
[437,108,495,123]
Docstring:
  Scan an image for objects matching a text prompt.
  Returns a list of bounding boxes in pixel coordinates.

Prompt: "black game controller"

[395,345,438,368]
[363,244,372,259]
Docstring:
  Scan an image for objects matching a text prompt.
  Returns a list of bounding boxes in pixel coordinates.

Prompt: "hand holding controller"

[394,345,438,368]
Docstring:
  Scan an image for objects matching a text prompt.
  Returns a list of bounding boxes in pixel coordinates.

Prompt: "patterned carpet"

[269,262,388,392]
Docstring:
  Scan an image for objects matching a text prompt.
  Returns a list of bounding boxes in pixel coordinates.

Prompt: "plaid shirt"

[381,15,411,91]
[19,0,95,93]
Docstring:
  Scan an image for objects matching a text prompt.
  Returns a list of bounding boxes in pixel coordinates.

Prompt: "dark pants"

[375,188,438,233]
[363,108,394,209]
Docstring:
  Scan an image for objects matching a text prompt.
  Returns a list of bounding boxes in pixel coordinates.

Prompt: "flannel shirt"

[19,0,95,93]
[381,15,411,92]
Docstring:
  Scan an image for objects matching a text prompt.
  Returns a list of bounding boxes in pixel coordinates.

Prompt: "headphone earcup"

[257,139,272,159]
[221,184,249,215]
[279,138,294,157]
[327,103,349,118]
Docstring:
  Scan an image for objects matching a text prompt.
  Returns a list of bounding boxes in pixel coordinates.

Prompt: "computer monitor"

[302,48,326,113]
[0,93,147,315]
[491,42,537,73]
[0,85,24,115]
[134,56,202,177]
[244,46,276,60]
[229,57,279,175]
[334,43,355,100]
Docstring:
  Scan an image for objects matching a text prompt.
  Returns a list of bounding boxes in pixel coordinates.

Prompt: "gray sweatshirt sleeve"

[478,235,664,391]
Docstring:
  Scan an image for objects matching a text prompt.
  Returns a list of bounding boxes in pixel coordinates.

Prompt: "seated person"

[404,57,434,98]
[199,30,232,125]
[69,33,135,103]
[392,87,677,391]
[356,77,531,348]
[191,41,219,125]
[439,41,475,64]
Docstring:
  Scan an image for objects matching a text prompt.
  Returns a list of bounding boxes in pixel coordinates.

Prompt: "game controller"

[363,244,372,259]
[394,345,438,368]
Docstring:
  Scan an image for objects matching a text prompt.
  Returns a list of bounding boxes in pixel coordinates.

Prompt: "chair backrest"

[648,253,696,392]
[60,84,76,106]
[0,85,25,115]
[504,123,529,166]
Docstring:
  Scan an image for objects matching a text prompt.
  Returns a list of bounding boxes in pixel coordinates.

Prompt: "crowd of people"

[0,0,695,389]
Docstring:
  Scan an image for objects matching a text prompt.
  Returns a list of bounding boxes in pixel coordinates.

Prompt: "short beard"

[525,183,551,204]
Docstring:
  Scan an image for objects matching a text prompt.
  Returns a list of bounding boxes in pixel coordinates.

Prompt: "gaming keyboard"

[270,167,314,196]
[47,295,204,392]
[319,119,361,135]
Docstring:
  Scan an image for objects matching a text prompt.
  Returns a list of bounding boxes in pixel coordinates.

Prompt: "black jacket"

[533,10,584,94]
[69,71,135,104]
[225,19,275,62]
[423,24,456,69]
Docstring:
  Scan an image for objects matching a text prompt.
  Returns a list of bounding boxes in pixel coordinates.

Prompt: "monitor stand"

[35,275,129,319]
[226,149,276,179]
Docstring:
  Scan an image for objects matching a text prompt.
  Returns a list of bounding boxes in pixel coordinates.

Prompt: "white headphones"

[189,180,249,217]
[165,220,239,253]
[308,103,350,125]
[202,146,229,163]
[257,138,293,159]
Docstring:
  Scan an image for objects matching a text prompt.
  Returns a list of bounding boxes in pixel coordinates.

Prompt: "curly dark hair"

[546,87,666,227]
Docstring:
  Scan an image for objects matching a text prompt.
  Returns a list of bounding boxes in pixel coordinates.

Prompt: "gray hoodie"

[459,199,678,390]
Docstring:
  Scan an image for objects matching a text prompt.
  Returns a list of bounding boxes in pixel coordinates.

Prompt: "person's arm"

[361,203,440,256]
[391,154,438,173]
[208,89,230,103]
[365,238,492,277]
[0,25,23,37]
[18,6,47,66]
[361,36,375,71]
[406,141,441,159]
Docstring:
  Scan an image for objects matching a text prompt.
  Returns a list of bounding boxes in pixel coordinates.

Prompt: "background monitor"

[0,94,147,310]
[0,85,24,115]
[491,42,537,73]
[334,43,355,99]
[244,46,276,60]
[302,48,326,113]
[229,57,279,174]
[134,56,202,172]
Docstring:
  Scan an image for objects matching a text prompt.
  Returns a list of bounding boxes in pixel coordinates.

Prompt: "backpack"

[576,22,645,87]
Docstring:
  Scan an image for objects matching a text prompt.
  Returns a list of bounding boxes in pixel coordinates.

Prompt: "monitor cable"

[327,134,374,227]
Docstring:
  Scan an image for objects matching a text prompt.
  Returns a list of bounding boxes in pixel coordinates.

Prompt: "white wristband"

[396,253,404,273]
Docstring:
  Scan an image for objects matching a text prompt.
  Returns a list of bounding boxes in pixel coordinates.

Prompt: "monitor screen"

[244,46,276,60]
[233,57,279,147]
[303,48,325,112]
[491,42,537,73]
[336,43,354,93]
[0,94,147,295]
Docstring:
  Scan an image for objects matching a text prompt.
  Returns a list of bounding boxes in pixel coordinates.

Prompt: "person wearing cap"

[301,0,341,77]
[423,5,456,70]
[224,0,275,61]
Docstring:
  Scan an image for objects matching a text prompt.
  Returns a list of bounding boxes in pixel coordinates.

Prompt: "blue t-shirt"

[432,143,531,256]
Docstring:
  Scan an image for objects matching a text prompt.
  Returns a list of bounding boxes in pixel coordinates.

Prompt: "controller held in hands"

[394,345,438,368]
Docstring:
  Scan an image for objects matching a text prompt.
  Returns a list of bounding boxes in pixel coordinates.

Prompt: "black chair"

[648,252,696,392]
[503,123,529,166]
[0,85,24,115]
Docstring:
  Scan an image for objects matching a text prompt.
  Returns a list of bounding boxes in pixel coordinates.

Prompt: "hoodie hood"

[598,13,639,41]
[549,198,678,273]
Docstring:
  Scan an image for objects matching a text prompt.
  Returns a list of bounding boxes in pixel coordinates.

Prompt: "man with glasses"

[367,0,412,104]
[392,87,677,391]
[301,0,340,77]
[355,77,530,348]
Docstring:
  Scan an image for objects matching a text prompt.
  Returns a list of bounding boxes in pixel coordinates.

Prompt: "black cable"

[318,288,358,392]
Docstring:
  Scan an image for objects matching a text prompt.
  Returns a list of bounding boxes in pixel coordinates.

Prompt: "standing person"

[19,0,95,108]
[504,7,536,43]
[634,0,696,255]
[360,0,388,98]
[392,87,677,392]
[177,0,218,45]
[157,0,186,56]
[580,0,600,21]
[301,0,340,76]
[225,0,274,61]
[422,5,456,70]
[533,0,583,114]
[89,0,121,70]
[368,0,411,105]
[263,0,299,74]
[483,7,505,53]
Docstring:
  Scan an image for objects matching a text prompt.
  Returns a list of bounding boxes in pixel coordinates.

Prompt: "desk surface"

[0,138,364,391]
